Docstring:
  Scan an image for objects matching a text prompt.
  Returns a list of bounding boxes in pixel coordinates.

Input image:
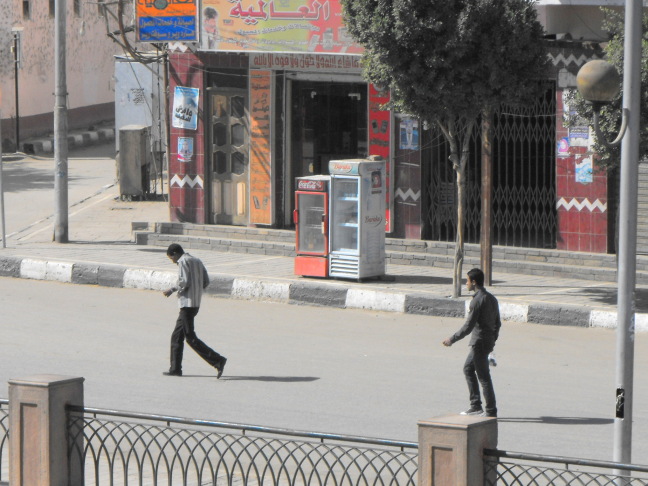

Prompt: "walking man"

[163,243,227,378]
[442,268,501,417]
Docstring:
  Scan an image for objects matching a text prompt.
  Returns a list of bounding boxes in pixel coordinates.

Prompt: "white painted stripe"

[590,310,617,329]
[232,278,290,302]
[20,259,47,280]
[346,289,406,313]
[46,261,73,282]
[499,303,529,323]
[20,259,72,282]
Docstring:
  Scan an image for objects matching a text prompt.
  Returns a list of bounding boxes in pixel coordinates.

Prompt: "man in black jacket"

[443,268,501,418]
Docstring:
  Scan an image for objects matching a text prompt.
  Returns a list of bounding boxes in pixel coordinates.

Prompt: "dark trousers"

[463,341,497,415]
[170,307,223,372]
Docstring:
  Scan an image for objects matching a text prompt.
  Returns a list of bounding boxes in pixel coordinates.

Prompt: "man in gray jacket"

[443,268,501,417]
[163,243,227,378]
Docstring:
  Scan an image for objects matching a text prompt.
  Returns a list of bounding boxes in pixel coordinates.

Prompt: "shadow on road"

[498,416,613,425]
[220,376,320,382]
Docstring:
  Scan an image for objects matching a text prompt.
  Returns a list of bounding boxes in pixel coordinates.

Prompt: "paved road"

[2,277,648,463]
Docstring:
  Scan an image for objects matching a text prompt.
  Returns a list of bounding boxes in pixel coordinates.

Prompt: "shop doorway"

[287,80,368,225]
[207,88,249,226]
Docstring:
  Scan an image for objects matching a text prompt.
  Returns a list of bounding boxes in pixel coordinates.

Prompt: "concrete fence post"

[9,375,84,486]
[418,414,498,486]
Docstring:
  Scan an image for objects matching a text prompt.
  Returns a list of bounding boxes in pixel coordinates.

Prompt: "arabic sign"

[250,52,360,72]
[172,86,200,130]
[136,0,198,42]
[200,0,362,54]
[249,70,273,224]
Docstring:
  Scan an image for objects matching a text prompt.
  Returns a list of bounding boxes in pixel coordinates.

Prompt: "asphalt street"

[2,277,648,464]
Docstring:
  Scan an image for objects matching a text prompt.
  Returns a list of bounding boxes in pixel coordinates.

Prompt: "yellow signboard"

[200,0,362,54]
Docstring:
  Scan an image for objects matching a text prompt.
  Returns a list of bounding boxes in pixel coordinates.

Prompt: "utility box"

[119,125,151,199]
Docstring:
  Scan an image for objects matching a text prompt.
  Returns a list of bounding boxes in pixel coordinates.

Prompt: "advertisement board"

[136,0,198,42]
[199,0,362,54]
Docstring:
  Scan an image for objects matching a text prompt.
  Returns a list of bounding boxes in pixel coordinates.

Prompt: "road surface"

[1,277,647,463]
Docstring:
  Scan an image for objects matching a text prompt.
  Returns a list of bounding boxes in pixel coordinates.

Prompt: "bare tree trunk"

[480,108,493,285]
[438,118,476,298]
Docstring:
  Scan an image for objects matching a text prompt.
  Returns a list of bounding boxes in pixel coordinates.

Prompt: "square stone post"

[418,414,497,486]
[9,375,84,486]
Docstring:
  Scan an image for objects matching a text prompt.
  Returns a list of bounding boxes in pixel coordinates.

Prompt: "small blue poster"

[575,157,593,184]
[172,86,199,130]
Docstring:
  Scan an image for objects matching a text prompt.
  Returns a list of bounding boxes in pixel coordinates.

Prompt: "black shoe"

[163,370,182,377]
[216,358,227,379]
[460,406,483,416]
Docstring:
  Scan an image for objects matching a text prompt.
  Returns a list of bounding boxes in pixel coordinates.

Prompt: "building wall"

[0,0,120,144]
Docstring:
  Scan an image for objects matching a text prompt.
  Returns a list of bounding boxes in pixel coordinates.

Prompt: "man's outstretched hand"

[442,338,453,347]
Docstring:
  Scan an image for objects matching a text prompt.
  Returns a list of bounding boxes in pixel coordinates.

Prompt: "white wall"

[0,0,120,124]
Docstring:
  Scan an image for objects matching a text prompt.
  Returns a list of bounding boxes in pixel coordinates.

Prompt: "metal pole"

[613,0,642,468]
[0,89,6,249]
[13,31,19,151]
[54,0,68,243]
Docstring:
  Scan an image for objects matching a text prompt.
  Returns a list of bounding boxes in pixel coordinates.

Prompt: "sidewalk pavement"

[0,181,645,331]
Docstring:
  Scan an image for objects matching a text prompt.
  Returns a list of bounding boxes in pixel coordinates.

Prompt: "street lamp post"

[0,86,6,249]
[576,0,642,470]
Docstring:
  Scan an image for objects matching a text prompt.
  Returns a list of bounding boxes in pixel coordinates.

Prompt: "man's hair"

[204,6,217,18]
[467,268,485,287]
[167,243,185,257]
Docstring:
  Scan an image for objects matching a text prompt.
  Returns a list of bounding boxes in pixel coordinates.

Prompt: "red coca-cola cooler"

[293,175,331,277]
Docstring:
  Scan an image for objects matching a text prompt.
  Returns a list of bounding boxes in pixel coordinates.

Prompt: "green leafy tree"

[565,8,648,172]
[341,0,549,297]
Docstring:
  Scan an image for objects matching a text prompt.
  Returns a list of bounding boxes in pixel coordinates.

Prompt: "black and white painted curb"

[1,255,644,331]
[22,128,115,154]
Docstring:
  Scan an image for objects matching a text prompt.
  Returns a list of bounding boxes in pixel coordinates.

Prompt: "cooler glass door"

[331,177,359,254]
[296,192,328,256]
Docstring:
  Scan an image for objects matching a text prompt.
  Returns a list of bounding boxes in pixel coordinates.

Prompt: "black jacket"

[450,288,501,347]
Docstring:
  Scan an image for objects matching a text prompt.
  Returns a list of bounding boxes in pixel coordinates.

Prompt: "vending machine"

[328,158,386,280]
[293,175,331,277]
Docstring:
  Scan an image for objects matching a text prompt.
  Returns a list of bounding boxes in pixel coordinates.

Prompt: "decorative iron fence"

[0,399,7,483]
[484,449,648,485]
[67,406,418,486]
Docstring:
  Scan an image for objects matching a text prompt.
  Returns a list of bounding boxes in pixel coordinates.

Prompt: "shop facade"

[165,1,613,254]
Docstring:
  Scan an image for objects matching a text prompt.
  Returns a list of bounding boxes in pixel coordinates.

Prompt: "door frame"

[206,87,250,226]
[283,72,365,227]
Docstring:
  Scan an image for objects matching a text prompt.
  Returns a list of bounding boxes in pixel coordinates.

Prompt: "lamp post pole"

[54,0,68,243]
[613,0,642,468]
[0,87,5,249]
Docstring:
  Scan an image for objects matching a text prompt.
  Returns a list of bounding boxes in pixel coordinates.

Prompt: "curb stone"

[1,254,642,331]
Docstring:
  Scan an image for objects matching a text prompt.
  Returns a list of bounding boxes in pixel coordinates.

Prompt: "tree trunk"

[480,108,493,285]
[454,166,466,297]
[438,118,475,298]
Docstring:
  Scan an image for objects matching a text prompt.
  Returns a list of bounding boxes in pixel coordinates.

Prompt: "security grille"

[423,84,557,249]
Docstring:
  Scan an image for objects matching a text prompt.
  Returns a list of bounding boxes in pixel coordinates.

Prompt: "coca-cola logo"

[364,215,383,226]
[298,180,325,191]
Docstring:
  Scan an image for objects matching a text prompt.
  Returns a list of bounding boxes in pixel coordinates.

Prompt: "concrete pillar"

[418,414,497,486]
[9,375,84,486]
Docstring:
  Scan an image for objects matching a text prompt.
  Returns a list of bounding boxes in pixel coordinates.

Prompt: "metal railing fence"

[67,405,418,486]
[484,449,648,485]
[0,399,7,483]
